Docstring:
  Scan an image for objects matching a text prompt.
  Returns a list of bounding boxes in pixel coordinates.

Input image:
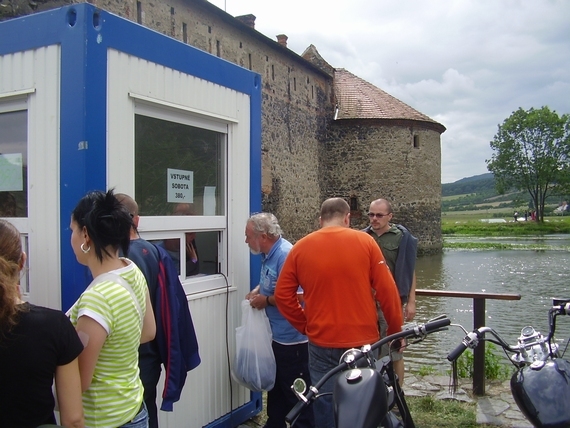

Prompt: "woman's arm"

[55,358,85,428]
[75,316,108,392]
[141,289,156,344]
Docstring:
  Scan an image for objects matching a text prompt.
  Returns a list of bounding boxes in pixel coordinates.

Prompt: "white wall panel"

[0,45,62,309]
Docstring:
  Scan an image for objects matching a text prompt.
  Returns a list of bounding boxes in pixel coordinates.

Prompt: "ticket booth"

[0,4,262,426]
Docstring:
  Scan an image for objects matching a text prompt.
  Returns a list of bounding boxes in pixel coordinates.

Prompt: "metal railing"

[415,289,521,395]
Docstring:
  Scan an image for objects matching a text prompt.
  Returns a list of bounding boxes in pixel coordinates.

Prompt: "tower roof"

[334,68,445,132]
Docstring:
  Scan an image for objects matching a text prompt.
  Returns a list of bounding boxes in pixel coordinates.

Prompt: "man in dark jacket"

[363,198,418,386]
[117,194,200,427]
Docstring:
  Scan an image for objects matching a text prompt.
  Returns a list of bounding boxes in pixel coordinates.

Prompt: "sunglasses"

[367,212,391,218]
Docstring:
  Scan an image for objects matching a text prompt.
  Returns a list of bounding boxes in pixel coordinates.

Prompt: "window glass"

[134,114,225,216]
[0,110,27,217]
[150,231,219,279]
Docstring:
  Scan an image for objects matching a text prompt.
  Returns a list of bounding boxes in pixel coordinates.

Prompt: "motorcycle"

[285,315,451,428]
[447,298,570,428]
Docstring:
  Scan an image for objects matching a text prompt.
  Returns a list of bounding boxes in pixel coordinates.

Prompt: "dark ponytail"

[72,189,133,262]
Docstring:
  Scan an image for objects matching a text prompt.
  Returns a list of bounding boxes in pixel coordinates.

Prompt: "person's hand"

[245,286,260,301]
[390,337,406,354]
[249,294,268,310]
[404,301,416,322]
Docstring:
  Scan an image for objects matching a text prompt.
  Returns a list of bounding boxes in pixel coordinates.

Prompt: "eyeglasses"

[367,212,391,218]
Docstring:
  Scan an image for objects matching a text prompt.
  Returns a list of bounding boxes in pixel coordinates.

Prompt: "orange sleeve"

[274,249,307,334]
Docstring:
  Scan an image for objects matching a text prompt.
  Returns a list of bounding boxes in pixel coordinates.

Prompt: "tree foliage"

[486,107,570,222]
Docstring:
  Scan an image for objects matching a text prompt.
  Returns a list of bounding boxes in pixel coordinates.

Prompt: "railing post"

[473,298,486,396]
[414,290,521,397]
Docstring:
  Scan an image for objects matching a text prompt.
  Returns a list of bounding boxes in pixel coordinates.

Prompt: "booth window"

[134,113,226,285]
[0,98,29,294]
[0,108,28,218]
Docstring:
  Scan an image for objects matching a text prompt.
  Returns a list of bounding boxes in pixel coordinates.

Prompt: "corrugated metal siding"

[0,45,62,309]
[158,292,250,427]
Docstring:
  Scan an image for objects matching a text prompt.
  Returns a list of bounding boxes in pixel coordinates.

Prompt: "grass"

[442,213,570,236]
[406,395,480,427]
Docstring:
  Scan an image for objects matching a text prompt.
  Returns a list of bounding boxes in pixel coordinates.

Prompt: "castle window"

[239,41,242,48]
[182,22,187,43]
[136,1,142,24]
[293,77,296,91]
[271,64,275,80]
[208,26,212,34]
[216,40,221,57]
[413,135,420,149]
[349,196,358,211]
[248,53,252,70]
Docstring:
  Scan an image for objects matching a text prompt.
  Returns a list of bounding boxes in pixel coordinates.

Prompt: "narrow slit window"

[413,135,420,149]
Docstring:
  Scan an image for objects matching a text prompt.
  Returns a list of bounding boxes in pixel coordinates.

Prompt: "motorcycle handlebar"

[424,318,452,333]
[286,400,309,425]
[285,317,451,424]
[447,341,468,362]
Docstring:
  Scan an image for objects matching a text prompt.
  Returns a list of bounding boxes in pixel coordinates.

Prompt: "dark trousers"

[139,353,162,428]
[265,341,315,428]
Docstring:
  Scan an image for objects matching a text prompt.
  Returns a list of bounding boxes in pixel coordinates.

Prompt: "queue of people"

[1,193,416,428]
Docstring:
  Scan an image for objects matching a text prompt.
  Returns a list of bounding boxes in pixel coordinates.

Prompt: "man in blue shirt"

[245,213,314,428]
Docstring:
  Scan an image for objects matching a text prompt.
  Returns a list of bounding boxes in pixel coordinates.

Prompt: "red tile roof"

[334,68,442,128]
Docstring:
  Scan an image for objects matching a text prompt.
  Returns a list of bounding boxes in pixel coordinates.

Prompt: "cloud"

[210,0,570,183]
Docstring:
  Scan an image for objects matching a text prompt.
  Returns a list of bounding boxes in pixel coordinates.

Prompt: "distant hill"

[442,173,495,197]
[441,173,524,212]
[441,173,566,213]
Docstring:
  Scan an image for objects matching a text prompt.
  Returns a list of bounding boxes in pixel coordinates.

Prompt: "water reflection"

[405,238,570,375]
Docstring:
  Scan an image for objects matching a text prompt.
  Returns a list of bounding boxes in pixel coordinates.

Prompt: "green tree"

[486,107,570,222]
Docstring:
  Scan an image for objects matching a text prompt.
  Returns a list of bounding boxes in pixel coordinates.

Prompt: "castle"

[1,0,445,253]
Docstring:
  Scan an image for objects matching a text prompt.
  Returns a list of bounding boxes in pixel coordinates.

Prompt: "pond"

[405,234,570,374]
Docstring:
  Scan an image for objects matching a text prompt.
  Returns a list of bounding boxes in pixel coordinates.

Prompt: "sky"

[207,0,570,184]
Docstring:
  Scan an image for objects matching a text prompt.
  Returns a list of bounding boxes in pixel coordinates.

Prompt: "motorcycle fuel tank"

[510,358,570,428]
[333,367,388,428]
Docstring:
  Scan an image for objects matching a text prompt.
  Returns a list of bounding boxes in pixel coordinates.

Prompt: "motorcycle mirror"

[292,378,307,395]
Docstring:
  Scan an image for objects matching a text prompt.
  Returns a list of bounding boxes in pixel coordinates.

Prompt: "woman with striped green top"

[68,190,156,427]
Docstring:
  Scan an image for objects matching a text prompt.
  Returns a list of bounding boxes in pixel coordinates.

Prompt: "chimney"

[276,34,288,47]
[235,14,256,29]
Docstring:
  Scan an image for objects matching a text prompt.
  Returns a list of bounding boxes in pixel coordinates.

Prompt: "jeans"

[139,350,162,428]
[118,402,149,428]
[265,341,314,428]
[308,344,350,428]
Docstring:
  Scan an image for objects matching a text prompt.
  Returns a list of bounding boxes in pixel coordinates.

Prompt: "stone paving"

[403,374,533,427]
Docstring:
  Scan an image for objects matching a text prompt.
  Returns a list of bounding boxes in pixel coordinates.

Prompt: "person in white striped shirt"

[68,189,156,428]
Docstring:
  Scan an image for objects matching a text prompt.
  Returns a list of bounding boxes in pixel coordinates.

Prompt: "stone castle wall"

[325,120,442,254]
[1,0,442,252]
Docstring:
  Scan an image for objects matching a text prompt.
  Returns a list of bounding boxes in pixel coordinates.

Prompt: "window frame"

[129,102,231,295]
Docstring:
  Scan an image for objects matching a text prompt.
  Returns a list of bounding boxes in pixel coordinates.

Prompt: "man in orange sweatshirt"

[275,197,403,428]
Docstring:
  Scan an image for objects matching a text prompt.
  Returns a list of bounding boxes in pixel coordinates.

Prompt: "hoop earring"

[81,243,91,254]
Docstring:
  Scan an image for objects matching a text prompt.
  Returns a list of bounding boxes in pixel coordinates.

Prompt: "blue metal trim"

[249,73,263,290]
[203,391,263,428]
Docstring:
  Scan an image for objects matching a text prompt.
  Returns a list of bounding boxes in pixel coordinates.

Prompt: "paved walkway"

[403,374,533,427]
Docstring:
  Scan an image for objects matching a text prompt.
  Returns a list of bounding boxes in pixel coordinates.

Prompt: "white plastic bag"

[232,299,276,391]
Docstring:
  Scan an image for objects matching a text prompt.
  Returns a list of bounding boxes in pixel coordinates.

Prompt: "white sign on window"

[0,153,23,191]
[167,168,193,203]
